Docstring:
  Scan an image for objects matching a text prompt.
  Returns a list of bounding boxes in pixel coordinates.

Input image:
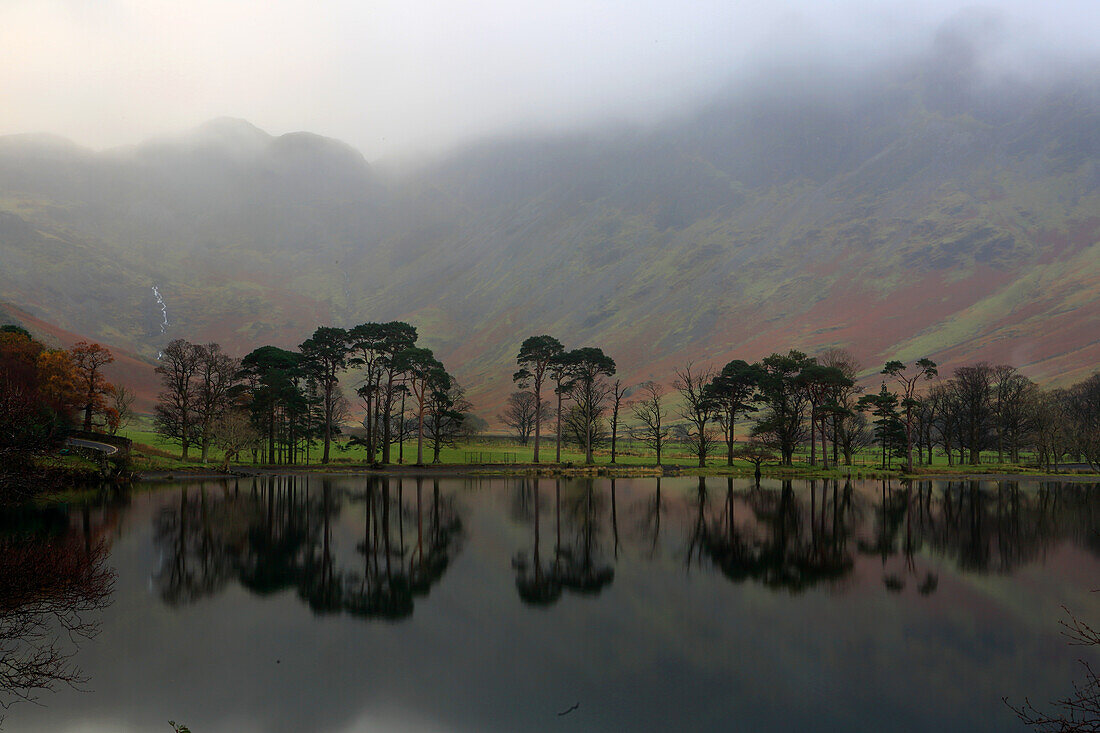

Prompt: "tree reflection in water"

[151,476,1098,614]
[153,475,463,620]
[695,478,854,591]
[638,476,666,557]
[513,478,614,606]
[706,478,1100,594]
[513,479,562,606]
[0,501,115,717]
[513,477,1099,600]
[558,479,614,596]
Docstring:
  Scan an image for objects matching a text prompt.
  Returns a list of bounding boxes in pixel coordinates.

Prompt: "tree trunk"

[727,416,735,467]
[584,405,593,465]
[372,393,382,461]
[363,392,373,460]
[382,375,394,464]
[698,424,705,468]
[905,407,914,473]
[555,391,563,463]
[832,415,839,465]
[322,384,333,464]
[416,394,425,466]
[398,390,406,464]
[809,407,817,467]
[610,408,618,465]
[181,414,190,460]
[533,377,542,464]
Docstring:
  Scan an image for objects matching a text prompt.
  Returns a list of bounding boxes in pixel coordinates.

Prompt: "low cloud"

[0,0,1096,160]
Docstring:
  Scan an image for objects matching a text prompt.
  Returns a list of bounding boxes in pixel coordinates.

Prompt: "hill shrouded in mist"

[1,43,1098,416]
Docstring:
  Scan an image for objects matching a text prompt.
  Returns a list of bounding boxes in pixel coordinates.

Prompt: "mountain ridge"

[1,56,1098,418]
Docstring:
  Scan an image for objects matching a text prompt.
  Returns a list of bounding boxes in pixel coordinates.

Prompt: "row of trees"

[503,336,1100,470]
[9,315,1095,475]
[153,322,476,466]
[917,364,1100,471]
[503,343,867,468]
[507,336,619,465]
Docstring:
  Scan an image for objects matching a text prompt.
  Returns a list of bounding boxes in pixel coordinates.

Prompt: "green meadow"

[118,418,1072,478]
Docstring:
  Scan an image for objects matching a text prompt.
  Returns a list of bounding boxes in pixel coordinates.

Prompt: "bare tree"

[500,391,542,446]
[322,390,352,462]
[820,349,866,465]
[154,339,203,459]
[0,534,114,714]
[1066,374,1100,470]
[1034,388,1073,471]
[609,379,630,464]
[563,403,609,453]
[836,411,874,465]
[1006,604,1100,731]
[950,362,996,464]
[928,381,963,466]
[991,364,1036,464]
[674,363,717,467]
[210,410,260,471]
[106,385,135,436]
[631,381,670,465]
[194,343,241,463]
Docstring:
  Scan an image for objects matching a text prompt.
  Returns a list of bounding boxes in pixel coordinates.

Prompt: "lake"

[2,475,1098,732]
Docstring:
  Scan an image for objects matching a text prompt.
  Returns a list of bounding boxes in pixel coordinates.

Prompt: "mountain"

[1,48,1098,418]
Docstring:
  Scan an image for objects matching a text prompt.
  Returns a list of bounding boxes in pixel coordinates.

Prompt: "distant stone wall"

[68,430,132,455]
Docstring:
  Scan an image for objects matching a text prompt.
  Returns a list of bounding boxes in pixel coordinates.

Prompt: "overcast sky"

[1,0,1096,160]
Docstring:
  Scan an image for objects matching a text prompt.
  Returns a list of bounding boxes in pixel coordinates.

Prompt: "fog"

[1,0,1097,160]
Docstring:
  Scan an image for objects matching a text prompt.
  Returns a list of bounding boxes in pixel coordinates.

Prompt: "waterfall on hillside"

[151,283,169,358]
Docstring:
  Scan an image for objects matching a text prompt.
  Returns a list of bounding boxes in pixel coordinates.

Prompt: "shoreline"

[27,462,1098,504]
[132,462,1100,483]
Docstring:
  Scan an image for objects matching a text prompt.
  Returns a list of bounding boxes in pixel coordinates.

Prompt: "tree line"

[9,313,1094,475]
[501,336,1100,471]
[152,321,477,466]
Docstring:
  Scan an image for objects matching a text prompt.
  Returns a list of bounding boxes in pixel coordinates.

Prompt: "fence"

[463,451,518,465]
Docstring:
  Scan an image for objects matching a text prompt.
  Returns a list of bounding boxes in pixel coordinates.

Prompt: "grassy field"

[117,418,1074,478]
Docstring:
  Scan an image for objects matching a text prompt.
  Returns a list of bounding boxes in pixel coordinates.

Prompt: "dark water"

[2,476,1098,732]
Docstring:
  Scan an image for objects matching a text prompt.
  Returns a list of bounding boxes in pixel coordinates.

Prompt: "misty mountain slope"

[1,60,1098,415]
[349,79,1100,387]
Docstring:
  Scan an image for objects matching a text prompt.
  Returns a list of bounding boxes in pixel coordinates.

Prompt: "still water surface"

[4,476,1099,732]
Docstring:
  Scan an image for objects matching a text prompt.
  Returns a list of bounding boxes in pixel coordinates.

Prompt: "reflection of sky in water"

[8,477,1100,733]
